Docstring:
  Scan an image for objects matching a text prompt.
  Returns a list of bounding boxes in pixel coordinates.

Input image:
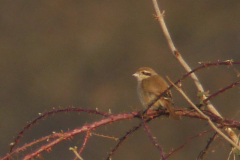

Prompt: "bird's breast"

[137,84,159,109]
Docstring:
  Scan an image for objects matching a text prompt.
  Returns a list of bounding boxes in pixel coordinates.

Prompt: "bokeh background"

[1,0,240,159]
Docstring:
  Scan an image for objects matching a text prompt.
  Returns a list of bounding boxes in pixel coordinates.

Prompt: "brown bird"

[133,67,179,120]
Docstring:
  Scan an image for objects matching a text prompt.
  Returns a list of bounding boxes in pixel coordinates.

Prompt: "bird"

[133,67,179,120]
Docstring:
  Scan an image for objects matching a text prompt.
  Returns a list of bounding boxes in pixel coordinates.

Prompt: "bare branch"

[197,132,218,160]
[74,131,91,160]
[151,0,218,117]
[70,146,84,160]
[142,118,165,159]
[106,123,143,160]
[166,129,217,159]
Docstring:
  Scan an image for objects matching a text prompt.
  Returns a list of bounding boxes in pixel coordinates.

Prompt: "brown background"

[0,0,240,159]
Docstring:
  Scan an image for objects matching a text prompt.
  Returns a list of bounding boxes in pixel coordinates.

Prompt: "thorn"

[177,82,182,88]
[10,142,15,146]
[224,59,234,64]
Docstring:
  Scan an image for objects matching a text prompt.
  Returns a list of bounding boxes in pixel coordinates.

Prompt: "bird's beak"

[132,72,138,78]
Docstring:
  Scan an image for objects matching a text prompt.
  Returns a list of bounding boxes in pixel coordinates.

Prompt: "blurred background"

[0,0,240,159]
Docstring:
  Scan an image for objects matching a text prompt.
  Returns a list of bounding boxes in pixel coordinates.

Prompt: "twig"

[204,79,240,103]
[142,118,165,159]
[70,147,84,160]
[3,132,64,160]
[197,132,218,160]
[73,131,91,160]
[106,123,143,160]
[166,128,218,159]
[106,117,154,160]
[91,132,118,141]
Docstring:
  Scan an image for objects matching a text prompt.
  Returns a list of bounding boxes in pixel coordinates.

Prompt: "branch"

[152,0,218,117]
[197,132,218,160]
[167,77,240,151]
[204,79,240,103]
[166,129,218,159]
[73,131,91,160]
[4,112,137,160]
[142,118,165,159]
[106,116,155,160]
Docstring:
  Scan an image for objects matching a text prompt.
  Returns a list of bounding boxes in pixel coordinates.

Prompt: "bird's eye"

[141,71,151,76]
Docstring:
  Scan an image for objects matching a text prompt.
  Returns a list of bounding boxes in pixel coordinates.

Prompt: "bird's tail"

[165,102,180,120]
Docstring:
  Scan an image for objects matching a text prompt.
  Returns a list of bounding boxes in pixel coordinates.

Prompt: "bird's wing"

[143,75,174,103]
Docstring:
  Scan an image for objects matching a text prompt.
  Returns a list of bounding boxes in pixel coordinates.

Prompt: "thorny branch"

[197,132,218,160]
[142,118,165,159]
[9,107,110,152]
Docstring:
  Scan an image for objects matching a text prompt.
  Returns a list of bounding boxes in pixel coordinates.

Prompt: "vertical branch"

[73,131,91,160]
[197,132,218,160]
[152,1,175,53]
[151,0,219,117]
[106,123,143,160]
[142,119,165,159]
